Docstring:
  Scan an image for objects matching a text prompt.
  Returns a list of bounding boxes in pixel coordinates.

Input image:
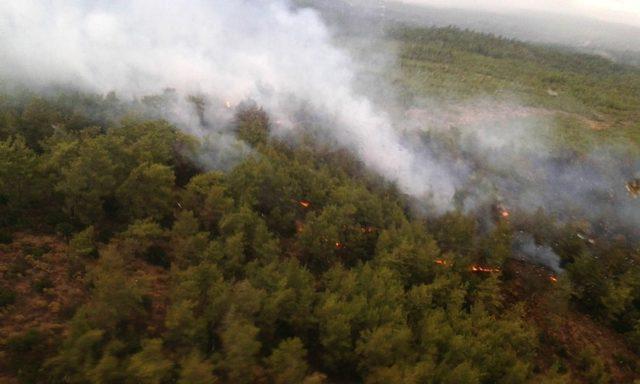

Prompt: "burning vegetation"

[493,203,511,221]
[2,88,640,384]
[360,226,376,234]
[434,259,502,275]
[1,13,640,381]
[470,265,501,274]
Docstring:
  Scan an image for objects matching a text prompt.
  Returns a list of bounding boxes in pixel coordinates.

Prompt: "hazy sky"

[398,0,640,27]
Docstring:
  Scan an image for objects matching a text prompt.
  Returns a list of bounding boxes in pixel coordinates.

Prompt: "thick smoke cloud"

[514,233,562,273]
[0,0,458,208]
[1,0,638,269]
[403,100,640,235]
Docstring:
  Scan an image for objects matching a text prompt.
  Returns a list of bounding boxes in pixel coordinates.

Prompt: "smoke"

[402,99,640,236]
[514,233,562,273]
[1,0,638,239]
[0,0,461,208]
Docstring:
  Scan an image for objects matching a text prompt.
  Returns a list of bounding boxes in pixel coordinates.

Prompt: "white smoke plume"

[0,0,458,208]
[400,96,640,236]
[514,233,562,273]
[1,0,638,237]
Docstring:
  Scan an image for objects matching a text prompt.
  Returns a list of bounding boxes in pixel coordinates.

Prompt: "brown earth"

[0,233,86,383]
[0,233,170,383]
[504,260,640,383]
[405,104,611,131]
[1,233,638,383]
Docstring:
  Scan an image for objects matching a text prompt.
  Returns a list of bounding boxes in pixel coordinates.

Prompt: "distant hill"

[296,0,640,66]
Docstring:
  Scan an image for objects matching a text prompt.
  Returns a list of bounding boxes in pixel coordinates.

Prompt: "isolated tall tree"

[267,338,310,384]
[220,314,262,384]
[0,136,43,222]
[19,97,61,150]
[117,162,175,221]
[126,339,173,384]
[178,352,217,384]
[55,137,120,225]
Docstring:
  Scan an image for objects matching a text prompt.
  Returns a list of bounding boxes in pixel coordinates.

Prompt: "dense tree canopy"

[1,27,640,383]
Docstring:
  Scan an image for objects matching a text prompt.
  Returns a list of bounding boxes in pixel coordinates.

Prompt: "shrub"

[0,228,12,244]
[21,244,51,259]
[33,276,54,294]
[0,286,16,308]
[6,329,48,383]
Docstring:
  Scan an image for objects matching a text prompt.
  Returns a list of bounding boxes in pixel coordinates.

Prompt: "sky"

[398,0,640,27]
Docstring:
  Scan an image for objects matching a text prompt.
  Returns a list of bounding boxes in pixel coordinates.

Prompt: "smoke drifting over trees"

[1,0,638,239]
[0,0,460,207]
[4,2,640,382]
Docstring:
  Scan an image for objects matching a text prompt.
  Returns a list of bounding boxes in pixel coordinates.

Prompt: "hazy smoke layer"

[1,0,638,252]
[397,0,640,28]
[514,233,562,273]
[404,101,640,237]
[0,0,458,207]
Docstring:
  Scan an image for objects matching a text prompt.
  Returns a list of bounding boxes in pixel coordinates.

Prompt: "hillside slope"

[1,25,640,384]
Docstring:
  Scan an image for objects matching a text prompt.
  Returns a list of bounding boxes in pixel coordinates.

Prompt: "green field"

[386,27,640,151]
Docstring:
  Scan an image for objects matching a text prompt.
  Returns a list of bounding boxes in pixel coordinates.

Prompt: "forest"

[389,26,640,151]
[1,25,640,384]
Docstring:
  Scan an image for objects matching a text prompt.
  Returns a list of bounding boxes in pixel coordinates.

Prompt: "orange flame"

[549,275,558,283]
[471,265,501,273]
[299,200,311,208]
[435,259,447,266]
[335,242,344,249]
[495,204,510,220]
[360,226,376,234]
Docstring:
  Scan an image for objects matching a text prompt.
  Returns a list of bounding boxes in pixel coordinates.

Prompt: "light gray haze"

[1,0,639,253]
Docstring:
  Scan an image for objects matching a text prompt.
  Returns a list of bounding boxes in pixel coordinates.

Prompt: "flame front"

[470,265,501,273]
[299,200,311,208]
[494,204,511,220]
